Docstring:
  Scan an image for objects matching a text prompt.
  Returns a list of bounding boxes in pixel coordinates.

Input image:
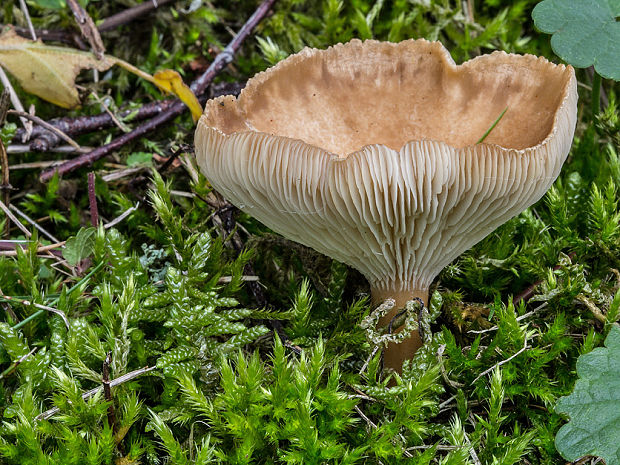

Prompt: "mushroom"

[194,39,577,371]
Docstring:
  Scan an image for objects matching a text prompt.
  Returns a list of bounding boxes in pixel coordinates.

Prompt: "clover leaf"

[555,325,620,464]
[532,0,620,80]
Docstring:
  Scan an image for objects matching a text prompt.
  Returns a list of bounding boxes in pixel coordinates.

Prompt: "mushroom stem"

[371,286,429,373]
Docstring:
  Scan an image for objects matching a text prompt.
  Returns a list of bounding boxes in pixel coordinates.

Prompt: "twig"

[0,346,38,380]
[217,275,259,283]
[98,0,175,31]
[66,0,105,59]
[90,92,130,132]
[0,197,31,237]
[0,65,30,132]
[102,353,117,433]
[40,0,278,181]
[471,338,528,385]
[5,0,173,45]
[576,294,606,324]
[88,172,99,226]
[468,302,548,335]
[14,82,241,151]
[464,431,482,465]
[158,143,191,173]
[359,346,380,375]
[0,88,10,237]
[353,405,413,458]
[465,0,475,23]
[104,202,139,229]
[8,147,90,156]
[101,166,147,183]
[36,365,157,421]
[354,404,377,429]
[12,260,105,330]
[513,253,576,304]
[8,110,81,150]
[0,295,69,328]
[5,25,82,46]
[406,444,461,451]
[8,204,61,243]
[15,99,176,151]
[18,0,37,40]
[0,240,64,257]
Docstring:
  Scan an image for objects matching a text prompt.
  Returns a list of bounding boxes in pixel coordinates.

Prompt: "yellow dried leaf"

[0,28,114,108]
[114,61,203,122]
[153,69,203,122]
[0,27,203,121]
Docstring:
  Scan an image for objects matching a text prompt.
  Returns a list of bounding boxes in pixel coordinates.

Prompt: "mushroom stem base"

[371,286,429,374]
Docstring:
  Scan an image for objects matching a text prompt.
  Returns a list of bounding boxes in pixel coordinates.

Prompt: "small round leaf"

[555,325,620,463]
[532,0,620,80]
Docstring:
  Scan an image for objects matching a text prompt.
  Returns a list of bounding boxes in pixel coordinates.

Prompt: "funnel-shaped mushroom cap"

[195,39,577,295]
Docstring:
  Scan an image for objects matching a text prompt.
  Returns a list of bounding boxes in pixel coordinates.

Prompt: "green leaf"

[532,0,620,80]
[555,325,620,463]
[32,0,66,8]
[63,227,96,266]
[126,152,153,167]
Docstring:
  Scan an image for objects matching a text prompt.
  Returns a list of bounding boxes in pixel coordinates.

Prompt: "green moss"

[1,0,619,463]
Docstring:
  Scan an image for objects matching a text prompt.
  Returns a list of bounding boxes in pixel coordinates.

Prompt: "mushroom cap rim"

[199,38,575,159]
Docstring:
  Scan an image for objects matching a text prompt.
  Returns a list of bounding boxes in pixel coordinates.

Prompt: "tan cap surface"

[195,39,577,295]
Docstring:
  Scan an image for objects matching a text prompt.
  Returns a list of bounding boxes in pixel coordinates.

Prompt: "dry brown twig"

[0,197,31,237]
[8,204,61,243]
[0,294,69,328]
[0,346,38,380]
[14,82,241,152]
[17,0,37,40]
[40,0,278,181]
[66,0,106,59]
[98,0,175,31]
[0,65,30,134]
[0,240,64,257]
[102,353,117,434]
[88,172,98,226]
[8,146,91,156]
[0,89,10,237]
[36,365,157,421]
[8,110,81,150]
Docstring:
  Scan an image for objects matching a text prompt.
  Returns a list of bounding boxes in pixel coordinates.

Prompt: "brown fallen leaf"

[0,28,113,108]
[0,27,202,121]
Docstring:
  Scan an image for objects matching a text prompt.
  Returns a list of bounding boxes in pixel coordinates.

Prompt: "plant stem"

[88,172,98,227]
[592,72,602,116]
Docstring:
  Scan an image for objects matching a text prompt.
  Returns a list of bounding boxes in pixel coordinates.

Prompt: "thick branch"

[40,0,276,182]
[3,0,174,44]
[98,0,175,31]
[16,99,177,151]
[1,25,83,46]
[15,83,243,152]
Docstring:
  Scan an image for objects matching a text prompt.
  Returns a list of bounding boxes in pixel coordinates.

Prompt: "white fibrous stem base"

[371,285,429,374]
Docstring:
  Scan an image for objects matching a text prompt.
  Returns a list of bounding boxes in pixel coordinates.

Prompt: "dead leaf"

[0,27,203,121]
[152,69,203,121]
[0,28,114,108]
